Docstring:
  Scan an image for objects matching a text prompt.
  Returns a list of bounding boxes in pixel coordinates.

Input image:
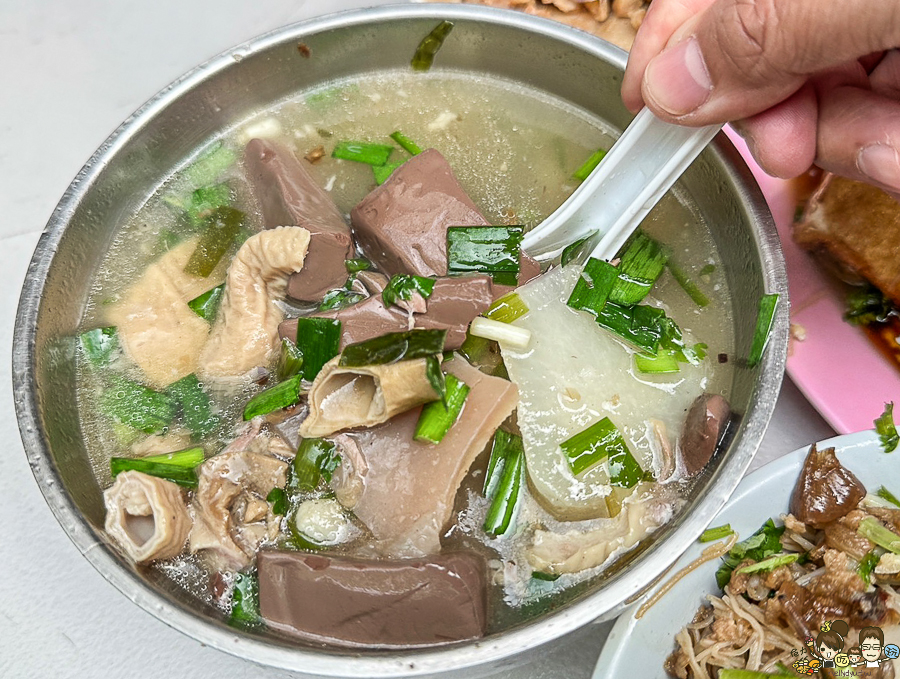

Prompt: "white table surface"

[0,1,837,677]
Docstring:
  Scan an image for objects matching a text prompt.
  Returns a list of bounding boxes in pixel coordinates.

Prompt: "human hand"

[621,0,900,195]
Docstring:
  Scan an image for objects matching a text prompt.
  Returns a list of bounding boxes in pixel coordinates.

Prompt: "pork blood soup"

[76,69,735,647]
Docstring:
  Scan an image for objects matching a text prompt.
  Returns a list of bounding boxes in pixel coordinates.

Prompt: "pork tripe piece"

[198,226,310,378]
[104,471,191,564]
[331,355,518,557]
[244,138,352,302]
[257,550,488,647]
[106,237,227,389]
[527,486,674,575]
[189,427,288,570]
[299,357,439,438]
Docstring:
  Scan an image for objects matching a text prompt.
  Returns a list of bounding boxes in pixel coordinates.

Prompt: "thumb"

[640,0,900,124]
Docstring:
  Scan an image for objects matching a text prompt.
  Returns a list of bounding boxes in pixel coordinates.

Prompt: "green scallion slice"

[344,258,371,273]
[719,670,794,679]
[290,438,341,493]
[382,274,435,308]
[230,571,260,627]
[877,485,900,508]
[318,287,366,311]
[276,338,305,382]
[699,524,734,543]
[484,293,529,324]
[572,148,607,181]
[483,431,524,536]
[858,516,900,553]
[483,430,516,495]
[566,257,619,317]
[875,402,899,453]
[425,355,447,403]
[736,553,801,575]
[446,226,523,286]
[266,487,289,516]
[389,130,422,155]
[142,446,205,468]
[634,348,681,374]
[858,549,880,586]
[184,206,245,278]
[746,293,779,367]
[531,571,561,582]
[372,160,406,185]
[667,259,710,308]
[243,374,302,420]
[332,141,394,166]
[184,183,231,228]
[101,377,176,434]
[560,231,598,267]
[561,416,642,487]
[595,303,665,355]
[295,317,341,381]
[699,264,716,276]
[109,457,198,488]
[338,328,447,367]
[414,374,469,444]
[411,20,454,72]
[188,284,225,322]
[167,373,219,438]
[608,231,668,305]
[80,326,119,365]
[185,143,236,188]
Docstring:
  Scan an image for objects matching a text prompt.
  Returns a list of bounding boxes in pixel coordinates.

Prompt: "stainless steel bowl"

[13,4,788,677]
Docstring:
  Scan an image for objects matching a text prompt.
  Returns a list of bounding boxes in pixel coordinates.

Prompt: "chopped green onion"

[719,669,793,679]
[468,317,531,350]
[608,231,668,305]
[243,374,303,420]
[736,553,801,575]
[560,231,599,267]
[679,342,708,366]
[167,374,219,438]
[338,328,447,367]
[484,293,529,323]
[389,131,422,155]
[142,446,204,468]
[184,206,245,278]
[295,317,341,381]
[634,347,681,374]
[411,20,454,72]
[858,549,880,586]
[667,259,710,308]
[414,374,470,444]
[875,402,899,453]
[425,355,447,404]
[572,148,607,181]
[184,183,231,228]
[566,257,619,317]
[858,516,900,553]
[560,416,642,487]
[483,431,524,536]
[446,226,523,286]
[699,263,716,277]
[372,160,406,184]
[382,274,436,308]
[266,487,289,516]
[332,141,394,166]
[699,524,734,543]
[484,430,514,495]
[186,142,236,188]
[877,485,900,508]
[188,284,224,322]
[715,518,785,590]
[596,303,665,356]
[318,287,365,311]
[230,571,260,627]
[458,333,492,365]
[344,258,371,273]
[275,338,305,382]
[110,457,198,488]
[531,571,560,582]
[101,377,176,434]
[80,326,118,365]
[746,293,779,368]
[845,283,893,326]
[290,438,340,493]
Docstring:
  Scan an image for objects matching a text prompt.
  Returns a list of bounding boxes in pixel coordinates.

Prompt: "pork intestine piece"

[106,237,227,389]
[299,357,439,438]
[526,485,674,575]
[104,471,192,563]
[330,355,518,558]
[198,226,310,378]
[189,428,288,570]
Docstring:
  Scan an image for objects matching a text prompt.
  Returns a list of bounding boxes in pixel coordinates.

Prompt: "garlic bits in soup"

[75,64,742,648]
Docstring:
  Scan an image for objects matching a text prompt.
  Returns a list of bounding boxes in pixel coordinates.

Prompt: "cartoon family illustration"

[790,620,899,676]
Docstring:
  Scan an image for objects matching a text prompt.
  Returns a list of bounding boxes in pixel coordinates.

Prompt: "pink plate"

[724,127,900,434]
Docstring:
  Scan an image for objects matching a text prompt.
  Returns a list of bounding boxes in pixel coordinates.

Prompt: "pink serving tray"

[725,127,900,433]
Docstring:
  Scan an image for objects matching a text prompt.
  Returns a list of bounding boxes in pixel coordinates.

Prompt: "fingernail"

[858,143,900,191]
[644,38,712,116]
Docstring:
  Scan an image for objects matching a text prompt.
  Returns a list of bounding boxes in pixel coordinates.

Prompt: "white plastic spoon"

[520,108,722,262]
